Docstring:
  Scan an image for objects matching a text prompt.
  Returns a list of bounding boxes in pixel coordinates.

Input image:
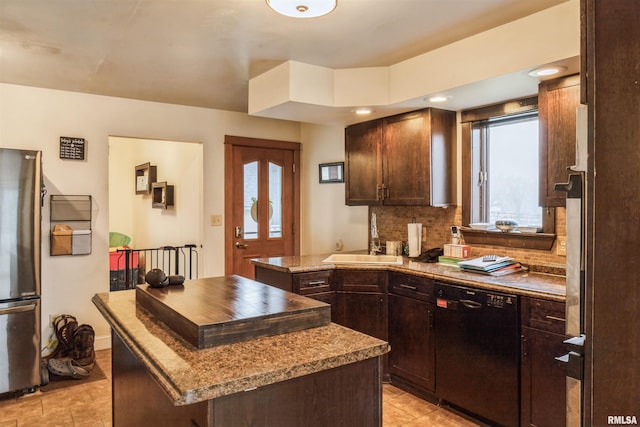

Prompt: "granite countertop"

[252,254,567,301]
[92,289,389,406]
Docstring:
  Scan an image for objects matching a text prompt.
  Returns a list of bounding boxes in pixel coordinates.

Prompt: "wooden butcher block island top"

[135,275,331,348]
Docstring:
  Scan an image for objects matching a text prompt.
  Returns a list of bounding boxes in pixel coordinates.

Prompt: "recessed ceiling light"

[428,96,450,103]
[354,108,373,115]
[266,0,337,18]
[528,66,567,77]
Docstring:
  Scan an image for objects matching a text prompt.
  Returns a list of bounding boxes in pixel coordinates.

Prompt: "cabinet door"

[429,108,457,206]
[345,120,382,205]
[334,292,387,341]
[539,74,581,207]
[382,109,456,206]
[521,327,567,427]
[382,111,431,205]
[305,292,336,320]
[389,294,435,392]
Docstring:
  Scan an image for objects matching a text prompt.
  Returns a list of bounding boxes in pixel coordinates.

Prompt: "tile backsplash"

[369,205,566,275]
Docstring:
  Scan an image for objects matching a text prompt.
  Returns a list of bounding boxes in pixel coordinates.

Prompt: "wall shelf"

[152,182,174,209]
[135,162,157,194]
[50,195,92,256]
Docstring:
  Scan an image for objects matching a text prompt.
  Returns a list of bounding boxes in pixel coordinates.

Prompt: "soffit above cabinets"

[249,1,580,126]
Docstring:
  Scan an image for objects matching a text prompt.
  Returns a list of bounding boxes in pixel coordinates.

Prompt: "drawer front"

[389,273,434,302]
[336,270,387,293]
[523,298,566,334]
[294,271,332,295]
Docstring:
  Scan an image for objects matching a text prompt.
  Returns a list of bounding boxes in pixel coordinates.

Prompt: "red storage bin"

[109,250,139,270]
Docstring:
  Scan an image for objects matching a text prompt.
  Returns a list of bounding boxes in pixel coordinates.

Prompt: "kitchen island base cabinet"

[112,331,383,427]
[112,330,208,427]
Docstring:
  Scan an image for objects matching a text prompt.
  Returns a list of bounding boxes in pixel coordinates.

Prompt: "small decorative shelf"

[135,162,157,194]
[152,182,174,209]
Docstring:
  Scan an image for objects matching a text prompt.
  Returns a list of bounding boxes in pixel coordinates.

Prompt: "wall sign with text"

[59,137,86,160]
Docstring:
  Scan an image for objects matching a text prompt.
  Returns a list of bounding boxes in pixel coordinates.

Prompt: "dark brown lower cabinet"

[521,297,567,427]
[387,272,436,398]
[389,294,435,393]
[333,270,388,341]
[333,270,388,379]
[255,264,571,424]
[334,292,387,338]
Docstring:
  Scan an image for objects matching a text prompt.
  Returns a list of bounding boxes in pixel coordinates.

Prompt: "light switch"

[210,214,223,226]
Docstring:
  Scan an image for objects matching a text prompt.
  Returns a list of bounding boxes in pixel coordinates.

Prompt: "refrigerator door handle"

[0,302,38,315]
[555,334,586,381]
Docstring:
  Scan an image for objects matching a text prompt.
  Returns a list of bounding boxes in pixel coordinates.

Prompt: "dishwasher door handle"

[460,299,483,309]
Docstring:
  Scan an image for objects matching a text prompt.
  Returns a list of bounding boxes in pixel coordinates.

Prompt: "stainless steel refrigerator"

[554,105,587,427]
[0,148,42,394]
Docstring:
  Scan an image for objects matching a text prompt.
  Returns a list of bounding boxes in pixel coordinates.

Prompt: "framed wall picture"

[319,162,344,183]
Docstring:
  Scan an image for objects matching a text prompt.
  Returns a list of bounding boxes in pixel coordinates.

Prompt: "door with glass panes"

[225,138,298,279]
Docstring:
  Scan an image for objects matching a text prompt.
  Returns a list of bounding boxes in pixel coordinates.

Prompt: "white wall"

[0,82,309,349]
[300,123,368,254]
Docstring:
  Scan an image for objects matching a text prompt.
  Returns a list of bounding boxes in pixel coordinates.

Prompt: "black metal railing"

[109,244,199,291]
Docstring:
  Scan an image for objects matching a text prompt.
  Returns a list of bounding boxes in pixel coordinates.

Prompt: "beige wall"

[108,137,203,251]
[0,82,310,349]
[300,124,368,255]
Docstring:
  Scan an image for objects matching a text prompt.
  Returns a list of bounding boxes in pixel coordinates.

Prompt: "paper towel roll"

[407,223,422,257]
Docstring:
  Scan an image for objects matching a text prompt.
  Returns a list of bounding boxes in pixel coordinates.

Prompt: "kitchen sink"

[322,254,403,265]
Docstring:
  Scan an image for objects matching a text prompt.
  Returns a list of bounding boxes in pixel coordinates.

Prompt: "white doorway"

[108,136,204,280]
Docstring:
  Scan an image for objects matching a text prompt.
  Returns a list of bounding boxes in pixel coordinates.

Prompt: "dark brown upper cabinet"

[538,74,581,207]
[345,108,456,206]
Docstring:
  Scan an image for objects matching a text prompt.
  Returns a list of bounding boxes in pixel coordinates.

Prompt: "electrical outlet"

[210,214,222,226]
[49,313,60,327]
[556,237,567,256]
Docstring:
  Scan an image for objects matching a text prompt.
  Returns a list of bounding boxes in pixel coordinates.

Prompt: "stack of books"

[437,255,472,267]
[457,255,522,276]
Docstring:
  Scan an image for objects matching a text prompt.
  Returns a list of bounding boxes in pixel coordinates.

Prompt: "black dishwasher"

[435,282,519,427]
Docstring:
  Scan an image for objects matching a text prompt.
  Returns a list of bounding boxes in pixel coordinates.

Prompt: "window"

[470,112,541,227]
[461,97,556,249]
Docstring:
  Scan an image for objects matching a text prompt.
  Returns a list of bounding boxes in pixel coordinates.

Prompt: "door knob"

[235,242,248,249]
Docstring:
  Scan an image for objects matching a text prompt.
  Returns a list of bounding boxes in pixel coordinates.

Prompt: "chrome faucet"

[370,213,380,254]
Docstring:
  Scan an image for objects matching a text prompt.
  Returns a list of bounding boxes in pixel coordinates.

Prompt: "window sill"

[460,228,556,251]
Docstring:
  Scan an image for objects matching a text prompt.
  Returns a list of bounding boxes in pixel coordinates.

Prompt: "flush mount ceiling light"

[266,0,337,18]
[528,66,567,77]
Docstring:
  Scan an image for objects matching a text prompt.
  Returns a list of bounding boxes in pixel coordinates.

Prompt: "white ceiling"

[0,0,572,120]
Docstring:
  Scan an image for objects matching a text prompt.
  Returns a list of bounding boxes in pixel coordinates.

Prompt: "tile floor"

[0,349,482,426]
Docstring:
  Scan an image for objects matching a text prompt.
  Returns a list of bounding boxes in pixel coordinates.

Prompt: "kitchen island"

[92,275,389,427]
